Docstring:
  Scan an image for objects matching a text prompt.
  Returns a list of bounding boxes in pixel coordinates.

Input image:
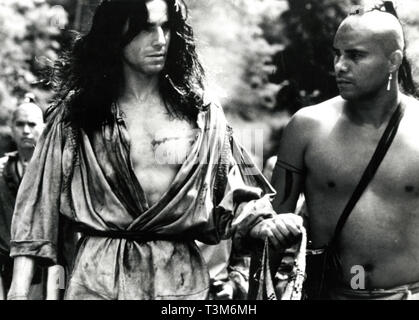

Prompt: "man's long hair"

[51,0,205,131]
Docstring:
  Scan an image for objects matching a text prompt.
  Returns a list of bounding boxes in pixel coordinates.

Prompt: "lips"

[336,78,353,85]
[147,52,165,58]
[20,138,35,147]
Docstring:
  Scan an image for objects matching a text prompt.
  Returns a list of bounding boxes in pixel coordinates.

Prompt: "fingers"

[283,214,303,236]
[215,287,233,300]
[253,214,303,250]
[212,281,234,300]
[266,218,291,248]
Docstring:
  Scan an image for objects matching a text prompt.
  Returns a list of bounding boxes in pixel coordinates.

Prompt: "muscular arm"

[250,111,312,248]
[7,256,36,300]
[271,160,304,213]
[271,113,308,214]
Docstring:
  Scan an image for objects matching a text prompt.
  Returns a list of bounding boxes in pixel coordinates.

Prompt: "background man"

[0,102,45,299]
[263,6,419,300]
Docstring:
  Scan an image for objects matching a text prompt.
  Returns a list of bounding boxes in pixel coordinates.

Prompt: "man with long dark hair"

[6,0,297,300]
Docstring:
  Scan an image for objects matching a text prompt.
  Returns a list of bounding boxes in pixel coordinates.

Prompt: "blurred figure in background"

[0,101,46,299]
[197,240,249,300]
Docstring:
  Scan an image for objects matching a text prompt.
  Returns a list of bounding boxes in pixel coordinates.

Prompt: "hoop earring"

[387,73,393,91]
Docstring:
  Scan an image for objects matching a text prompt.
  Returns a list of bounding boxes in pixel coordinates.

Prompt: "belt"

[75,224,190,243]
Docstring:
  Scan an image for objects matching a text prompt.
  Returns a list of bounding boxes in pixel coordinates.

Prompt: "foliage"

[0,0,68,113]
[0,0,68,155]
[186,0,284,120]
[264,0,360,114]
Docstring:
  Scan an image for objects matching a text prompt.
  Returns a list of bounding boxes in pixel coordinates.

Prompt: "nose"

[22,124,31,134]
[152,26,167,48]
[334,55,349,74]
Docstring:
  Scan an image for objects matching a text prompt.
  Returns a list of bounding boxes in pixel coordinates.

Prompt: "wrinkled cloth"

[197,239,250,300]
[328,281,419,300]
[0,152,46,299]
[10,102,275,300]
[253,227,307,300]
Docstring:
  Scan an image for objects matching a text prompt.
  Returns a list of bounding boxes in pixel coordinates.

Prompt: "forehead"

[334,21,382,53]
[146,0,168,24]
[13,106,43,124]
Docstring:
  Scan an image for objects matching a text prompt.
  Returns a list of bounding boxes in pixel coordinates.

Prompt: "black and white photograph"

[0,0,419,306]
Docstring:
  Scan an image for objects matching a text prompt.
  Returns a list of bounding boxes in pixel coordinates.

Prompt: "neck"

[344,83,401,128]
[17,148,34,163]
[120,65,160,103]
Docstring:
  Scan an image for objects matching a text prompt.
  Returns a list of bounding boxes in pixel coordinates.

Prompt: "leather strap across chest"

[329,102,405,248]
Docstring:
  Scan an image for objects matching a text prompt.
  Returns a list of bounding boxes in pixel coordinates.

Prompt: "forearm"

[0,273,5,300]
[46,265,63,300]
[7,256,36,300]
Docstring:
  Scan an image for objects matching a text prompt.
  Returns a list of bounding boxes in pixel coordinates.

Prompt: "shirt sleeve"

[211,129,277,254]
[10,114,64,266]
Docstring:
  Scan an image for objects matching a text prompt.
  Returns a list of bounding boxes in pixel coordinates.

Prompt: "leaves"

[186,0,283,118]
[0,0,68,114]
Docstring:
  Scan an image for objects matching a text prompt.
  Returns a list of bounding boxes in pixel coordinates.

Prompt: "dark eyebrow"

[333,47,367,55]
[145,17,169,28]
[345,49,367,55]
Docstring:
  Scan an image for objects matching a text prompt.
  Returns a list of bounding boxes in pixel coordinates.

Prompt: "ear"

[388,49,403,73]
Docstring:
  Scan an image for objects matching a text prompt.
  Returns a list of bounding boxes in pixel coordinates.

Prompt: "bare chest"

[305,120,419,247]
[121,104,198,205]
[305,123,419,196]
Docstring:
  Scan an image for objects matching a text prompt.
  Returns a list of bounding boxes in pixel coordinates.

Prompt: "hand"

[250,214,303,249]
[211,280,234,300]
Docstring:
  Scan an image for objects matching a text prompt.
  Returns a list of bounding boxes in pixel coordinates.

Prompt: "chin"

[144,64,165,75]
[339,90,361,101]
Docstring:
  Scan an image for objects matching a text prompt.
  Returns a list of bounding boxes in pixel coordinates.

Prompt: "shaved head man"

[10,103,44,166]
[255,3,419,299]
[338,10,405,54]
[333,10,405,101]
[0,101,45,299]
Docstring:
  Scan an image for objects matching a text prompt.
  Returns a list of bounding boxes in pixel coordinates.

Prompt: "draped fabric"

[254,229,307,300]
[10,102,275,300]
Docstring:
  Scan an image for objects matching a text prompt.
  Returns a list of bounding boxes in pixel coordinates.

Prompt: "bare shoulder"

[277,96,344,164]
[402,94,419,117]
[285,96,344,138]
[400,94,419,138]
